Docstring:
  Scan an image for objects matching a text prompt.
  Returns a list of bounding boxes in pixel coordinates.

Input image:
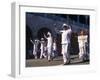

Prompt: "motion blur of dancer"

[55,23,72,65]
[44,32,53,62]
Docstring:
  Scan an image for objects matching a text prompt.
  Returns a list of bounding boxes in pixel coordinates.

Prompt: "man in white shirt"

[55,23,72,65]
[44,32,53,62]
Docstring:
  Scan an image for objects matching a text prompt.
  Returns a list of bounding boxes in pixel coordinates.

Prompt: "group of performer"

[30,32,57,62]
[30,23,89,65]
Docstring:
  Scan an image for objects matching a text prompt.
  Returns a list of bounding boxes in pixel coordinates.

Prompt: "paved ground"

[26,55,89,67]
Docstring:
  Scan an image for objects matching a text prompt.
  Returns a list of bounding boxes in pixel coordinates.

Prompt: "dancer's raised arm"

[44,34,47,39]
[54,27,63,34]
[30,39,34,44]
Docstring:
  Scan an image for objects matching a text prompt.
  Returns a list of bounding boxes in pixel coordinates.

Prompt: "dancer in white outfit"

[30,39,39,59]
[40,38,46,59]
[55,23,72,65]
[52,38,57,58]
[44,32,53,62]
[78,30,88,61]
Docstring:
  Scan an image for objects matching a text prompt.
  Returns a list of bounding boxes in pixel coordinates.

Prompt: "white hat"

[62,23,69,28]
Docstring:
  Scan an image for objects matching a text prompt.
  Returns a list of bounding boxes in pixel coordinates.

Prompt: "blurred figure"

[52,38,57,58]
[84,29,89,61]
[40,38,46,59]
[55,23,72,65]
[78,30,88,61]
[44,42,47,58]
[30,39,39,59]
[44,32,53,62]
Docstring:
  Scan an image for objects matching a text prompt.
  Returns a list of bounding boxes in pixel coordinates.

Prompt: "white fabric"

[47,37,52,47]
[46,36,53,60]
[53,42,56,50]
[78,35,88,59]
[62,44,70,63]
[33,44,38,59]
[60,29,72,44]
[62,44,68,54]
[78,35,87,47]
[47,47,52,60]
[40,41,46,58]
[33,44,37,55]
[60,28,71,63]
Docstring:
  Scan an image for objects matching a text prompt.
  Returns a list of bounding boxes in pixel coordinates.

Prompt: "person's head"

[35,39,39,43]
[80,30,84,35]
[47,32,51,37]
[41,38,44,41]
[62,23,69,30]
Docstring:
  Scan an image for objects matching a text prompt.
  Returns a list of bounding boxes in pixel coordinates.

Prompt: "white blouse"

[78,35,88,47]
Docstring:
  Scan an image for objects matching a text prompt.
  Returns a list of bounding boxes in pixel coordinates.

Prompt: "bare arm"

[44,34,47,39]
[30,39,34,44]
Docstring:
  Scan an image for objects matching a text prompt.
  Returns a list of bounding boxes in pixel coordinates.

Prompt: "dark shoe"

[63,61,70,65]
[63,63,67,65]
[68,60,70,64]
[63,62,68,65]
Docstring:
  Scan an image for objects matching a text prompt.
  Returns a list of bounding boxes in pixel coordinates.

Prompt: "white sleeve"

[78,36,81,43]
[84,35,88,43]
[60,30,64,33]
[68,28,72,33]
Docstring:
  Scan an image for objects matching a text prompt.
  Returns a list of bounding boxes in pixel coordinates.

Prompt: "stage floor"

[26,55,89,67]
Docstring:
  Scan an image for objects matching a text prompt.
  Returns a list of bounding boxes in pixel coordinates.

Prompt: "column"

[77,15,80,24]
